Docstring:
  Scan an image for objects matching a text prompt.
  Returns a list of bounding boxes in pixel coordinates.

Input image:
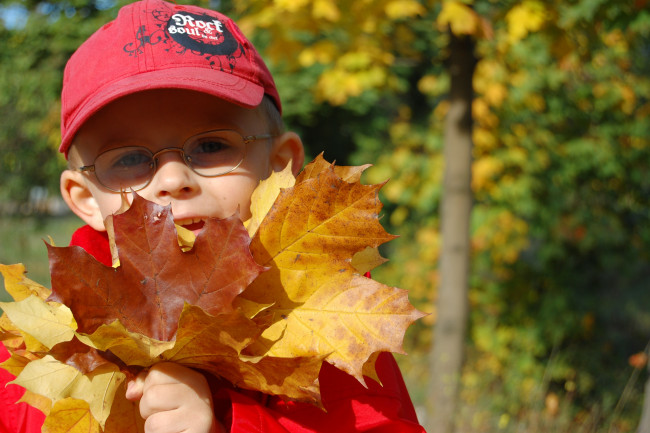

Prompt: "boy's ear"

[270,131,305,176]
[60,169,105,231]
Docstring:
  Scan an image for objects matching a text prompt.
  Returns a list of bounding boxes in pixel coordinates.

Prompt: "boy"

[0,1,424,432]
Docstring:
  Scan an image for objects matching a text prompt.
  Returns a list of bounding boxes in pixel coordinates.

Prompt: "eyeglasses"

[78,129,274,192]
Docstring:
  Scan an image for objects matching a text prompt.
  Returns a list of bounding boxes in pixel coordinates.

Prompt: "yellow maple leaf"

[76,320,175,367]
[245,166,395,305]
[0,263,51,301]
[245,161,296,237]
[43,398,100,433]
[351,246,389,274]
[103,382,145,433]
[243,161,424,382]
[0,296,77,349]
[11,355,125,428]
[0,312,24,350]
[253,274,423,384]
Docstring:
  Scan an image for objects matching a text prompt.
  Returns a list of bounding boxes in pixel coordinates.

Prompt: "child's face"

[62,89,302,234]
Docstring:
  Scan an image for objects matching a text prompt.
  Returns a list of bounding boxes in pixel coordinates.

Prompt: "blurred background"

[0,0,649,432]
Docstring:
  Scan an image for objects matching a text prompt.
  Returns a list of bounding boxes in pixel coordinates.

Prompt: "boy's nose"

[149,151,199,198]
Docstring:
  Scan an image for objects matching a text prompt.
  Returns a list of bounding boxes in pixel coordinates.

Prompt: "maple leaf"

[0,263,51,302]
[0,296,76,349]
[43,398,101,433]
[351,246,389,274]
[295,152,371,184]
[11,355,125,428]
[242,161,425,382]
[245,161,296,237]
[47,194,265,341]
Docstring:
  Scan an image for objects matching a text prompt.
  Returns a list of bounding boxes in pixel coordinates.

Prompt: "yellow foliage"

[383,175,406,202]
[315,47,391,104]
[234,0,414,106]
[473,98,499,129]
[617,82,636,114]
[390,206,410,226]
[474,60,505,95]
[385,0,426,19]
[417,75,439,96]
[437,0,482,36]
[485,83,508,107]
[389,121,412,141]
[474,209,529,265]
[505,0,546,43]
[511,124,527,139]
[416,227,440,264]
[472,156,504,193]
[297,41,338,67]
[603,28,628,50]
[593,82,608,98]
[338,50,373,70]
[316,69,358,105]
[273,0,309,13]
[473,127,498,152]
[312,0,340,21]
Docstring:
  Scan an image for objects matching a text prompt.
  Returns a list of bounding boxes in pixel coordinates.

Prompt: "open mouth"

[175,218,206,235]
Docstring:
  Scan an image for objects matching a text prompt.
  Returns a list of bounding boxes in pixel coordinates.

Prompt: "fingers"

[125,370,147,401]
[139,363,212,415]
[125,363,221,433]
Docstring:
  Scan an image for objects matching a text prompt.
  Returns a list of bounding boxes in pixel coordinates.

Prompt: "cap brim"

[60,66,265,155]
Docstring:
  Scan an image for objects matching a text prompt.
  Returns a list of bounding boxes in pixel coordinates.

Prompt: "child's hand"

[125,362,225,433]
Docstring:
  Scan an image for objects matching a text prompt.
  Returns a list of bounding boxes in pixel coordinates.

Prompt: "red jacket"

[0,225,424,432]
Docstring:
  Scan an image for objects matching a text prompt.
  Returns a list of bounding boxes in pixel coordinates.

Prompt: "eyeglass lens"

[91,130,247,191]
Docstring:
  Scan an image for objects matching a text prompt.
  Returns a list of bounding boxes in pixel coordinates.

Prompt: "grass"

[0,213,82,301]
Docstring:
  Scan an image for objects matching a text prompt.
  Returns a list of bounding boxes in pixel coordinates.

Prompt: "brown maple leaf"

[47,194,265,341]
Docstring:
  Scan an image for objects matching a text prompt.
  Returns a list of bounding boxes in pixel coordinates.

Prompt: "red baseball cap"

[60,0,281,156]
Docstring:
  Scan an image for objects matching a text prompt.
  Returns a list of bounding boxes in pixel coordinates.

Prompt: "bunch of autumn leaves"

[0,156,424,432]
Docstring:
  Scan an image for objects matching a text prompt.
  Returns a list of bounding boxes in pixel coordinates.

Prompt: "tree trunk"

[426,32,476,433]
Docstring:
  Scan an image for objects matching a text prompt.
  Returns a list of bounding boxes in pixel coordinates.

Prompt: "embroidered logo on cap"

[123,5,245,71]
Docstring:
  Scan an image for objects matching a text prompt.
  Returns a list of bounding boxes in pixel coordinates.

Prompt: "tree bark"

[426,32,476,433]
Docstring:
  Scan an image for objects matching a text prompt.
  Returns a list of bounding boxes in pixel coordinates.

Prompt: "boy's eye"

[193,139,229,155]
[186,135,242,169]
[111,151,152,171]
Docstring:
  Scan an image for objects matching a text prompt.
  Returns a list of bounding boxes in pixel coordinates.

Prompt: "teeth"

[175,218,205,226]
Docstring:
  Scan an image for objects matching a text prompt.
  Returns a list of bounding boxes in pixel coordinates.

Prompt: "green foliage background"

[0,0,649,431]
